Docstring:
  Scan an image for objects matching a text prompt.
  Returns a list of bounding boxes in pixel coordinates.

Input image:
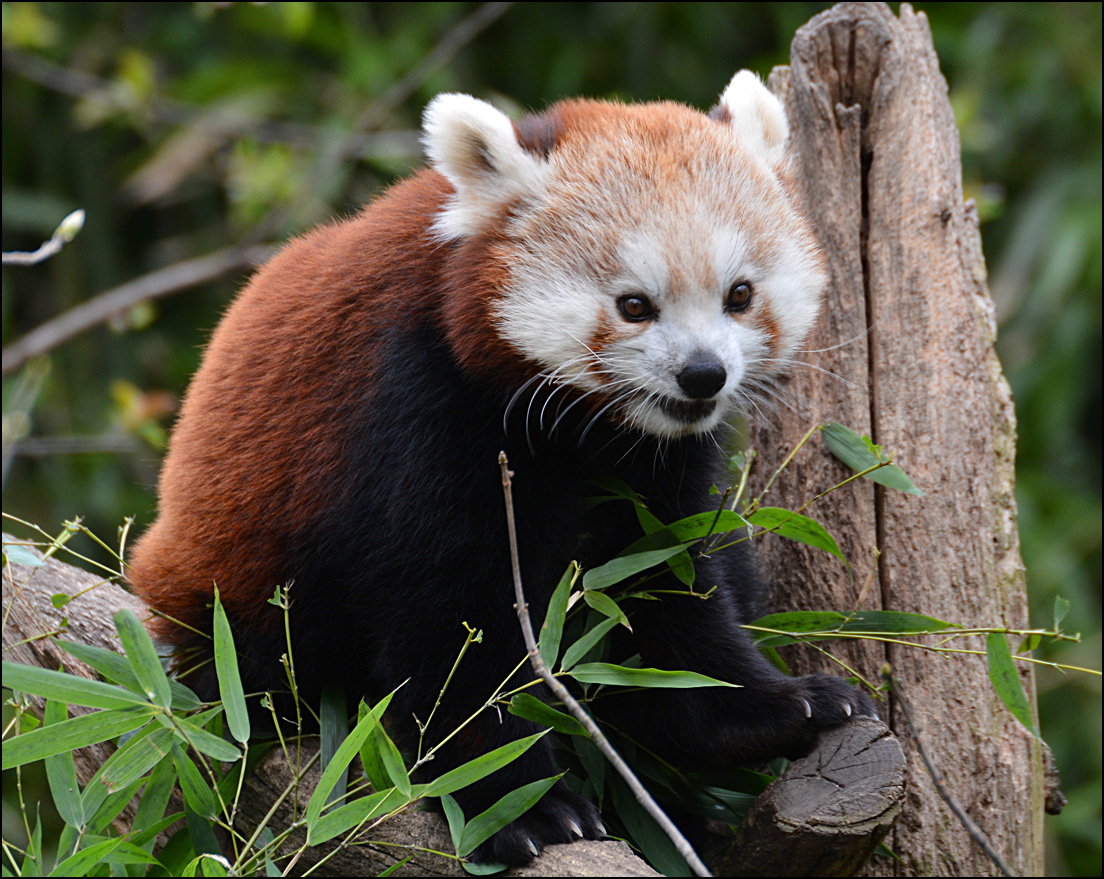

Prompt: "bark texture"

[751,3,1042,875]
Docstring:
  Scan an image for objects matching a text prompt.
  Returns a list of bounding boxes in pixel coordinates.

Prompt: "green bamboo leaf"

[538,564,575,668]
[582,543,692,591]
[185,803,223,862]
[617,526,697,586]
[375,723,411,797]
[567,663,739,689]
[750,610,958,647]
[1053,596,1070,629]
[986,632,1038,737]
[74,719,157,818]
[132,755,177,852]
[128,812,187,852]
[89,777,145,833]
[114,610,172,710]
[747,508,845,561]
[320,682,348,810]
[840,610,958,632]
[307,787,401,845]
[457,774,562,857]
[507,694,587,737]
[56,640,201,710]
[582,589,629,627]
[2,661,151,710]
[212,589,250,743]
[356,692,397,794]
[666,510,749,542]
[634,503,667,535]
[820,423,924,495]
[441,793,465,855]
[173,716,241,763]
[422,730,551,797]
[43,701,84,828]
[751,611,849,632]
[2,706,155,770]
[22,807,41,876]
[608,773,689,877]
[3,542,46,568]
[379,856,415,876]
[559,615,620,672]
[584,475,643,507]
[97,726,175,795]
[48,838,157,877]
[172,742,221,820]
[311,689,398,827]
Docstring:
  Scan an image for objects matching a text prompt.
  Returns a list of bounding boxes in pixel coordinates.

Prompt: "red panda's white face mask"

[423,72,826,440]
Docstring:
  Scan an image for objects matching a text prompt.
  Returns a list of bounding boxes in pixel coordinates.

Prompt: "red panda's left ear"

[422,94,548,240]
[714,71,789,169]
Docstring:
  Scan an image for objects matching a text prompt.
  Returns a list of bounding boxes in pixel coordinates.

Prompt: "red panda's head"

[422,71,825,440]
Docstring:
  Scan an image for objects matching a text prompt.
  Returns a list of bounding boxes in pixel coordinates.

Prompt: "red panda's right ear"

[714,71,789,169]
[422,94,549,240]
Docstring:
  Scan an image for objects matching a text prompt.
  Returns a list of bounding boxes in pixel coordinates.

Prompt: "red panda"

[128,71,873,866]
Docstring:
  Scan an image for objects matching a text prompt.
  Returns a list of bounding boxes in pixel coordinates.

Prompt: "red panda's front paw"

[796,673,877,727]
[467,782,603,867]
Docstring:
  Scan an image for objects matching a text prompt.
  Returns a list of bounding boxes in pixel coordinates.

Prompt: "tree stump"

[750,3,1043,875]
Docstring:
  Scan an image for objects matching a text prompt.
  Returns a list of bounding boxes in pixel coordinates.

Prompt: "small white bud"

[55,209,86,243]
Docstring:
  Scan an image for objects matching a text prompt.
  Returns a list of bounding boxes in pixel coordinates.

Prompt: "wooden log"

[750,3,1043,875]
[712,718,906,877]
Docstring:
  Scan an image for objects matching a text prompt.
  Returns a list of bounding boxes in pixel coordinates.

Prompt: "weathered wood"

[712,718,905,878]
[752,3,1042,875]
[1,534,152,837]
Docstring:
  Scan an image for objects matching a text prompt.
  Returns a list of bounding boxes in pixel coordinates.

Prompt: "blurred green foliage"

[2,2,1099,874]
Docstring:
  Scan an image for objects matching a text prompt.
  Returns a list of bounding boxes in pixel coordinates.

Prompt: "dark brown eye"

[726,281,754,313]
[618,294,655,322]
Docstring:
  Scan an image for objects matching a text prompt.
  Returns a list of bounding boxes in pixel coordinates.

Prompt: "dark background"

[3,3,1100,874]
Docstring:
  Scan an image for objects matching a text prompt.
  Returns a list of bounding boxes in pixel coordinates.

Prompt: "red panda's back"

[128,172,450,644]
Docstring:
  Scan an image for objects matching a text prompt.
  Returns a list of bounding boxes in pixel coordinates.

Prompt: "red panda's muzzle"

[658,395,719,425]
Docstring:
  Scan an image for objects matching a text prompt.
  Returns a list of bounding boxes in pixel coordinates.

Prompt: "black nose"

[676,352,727,399]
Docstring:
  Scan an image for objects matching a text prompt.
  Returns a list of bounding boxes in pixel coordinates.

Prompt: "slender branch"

[1,46,420,159]
[498,452,712,878]
[6,435,144,457]
[2,210,85,266]
[886,670,1015,878]
[2,244,276,376]
[245,1,514,244]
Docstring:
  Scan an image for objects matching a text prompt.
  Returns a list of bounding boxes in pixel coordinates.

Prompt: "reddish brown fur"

[128,170,520,641]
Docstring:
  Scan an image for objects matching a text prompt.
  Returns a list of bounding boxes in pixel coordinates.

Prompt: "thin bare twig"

[886,670,1015,878]
[2,210,85,266]
[0,46,421,160]
[498,452,711,878]
[1,244,276,376]
[245,1,514,244]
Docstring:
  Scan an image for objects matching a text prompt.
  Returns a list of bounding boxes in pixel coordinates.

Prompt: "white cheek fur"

[494,264,604,389]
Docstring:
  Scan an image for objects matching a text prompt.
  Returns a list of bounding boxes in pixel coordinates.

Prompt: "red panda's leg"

[612,580,876,766]
[380,621,603,866]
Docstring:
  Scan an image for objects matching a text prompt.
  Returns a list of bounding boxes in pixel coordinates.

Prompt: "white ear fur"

[717,71,789,167]
[422,93,547,239]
